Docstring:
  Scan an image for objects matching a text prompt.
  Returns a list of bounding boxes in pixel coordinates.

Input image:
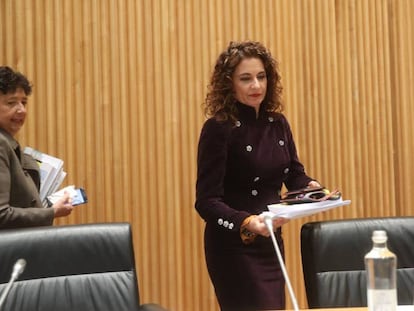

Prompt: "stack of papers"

[267,198,351,219]
[23,147,67,207]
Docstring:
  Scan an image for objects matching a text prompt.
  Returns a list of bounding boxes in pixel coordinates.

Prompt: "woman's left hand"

[307,180,321,188]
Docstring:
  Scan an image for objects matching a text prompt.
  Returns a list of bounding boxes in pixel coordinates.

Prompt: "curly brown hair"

[204,41,283,122]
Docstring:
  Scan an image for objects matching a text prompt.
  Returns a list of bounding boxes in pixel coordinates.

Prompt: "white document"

[23,147,66,206]
[267,198,351,219]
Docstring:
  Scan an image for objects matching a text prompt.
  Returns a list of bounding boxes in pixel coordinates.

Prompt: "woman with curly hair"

[195,41,320,310]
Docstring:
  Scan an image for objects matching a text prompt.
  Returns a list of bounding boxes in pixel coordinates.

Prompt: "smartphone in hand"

[46,186,88,207]
[71,188,88,206]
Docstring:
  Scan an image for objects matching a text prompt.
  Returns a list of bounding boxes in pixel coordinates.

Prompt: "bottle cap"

[372,230,387,243]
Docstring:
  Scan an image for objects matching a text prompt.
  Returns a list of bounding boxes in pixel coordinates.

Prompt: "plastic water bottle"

[365,230,397,311]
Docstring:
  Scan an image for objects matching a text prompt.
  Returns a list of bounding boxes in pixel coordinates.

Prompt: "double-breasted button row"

[251,176,260,196]
[217,218,234,230]
[236,117,275,127]
[234,118,287,196]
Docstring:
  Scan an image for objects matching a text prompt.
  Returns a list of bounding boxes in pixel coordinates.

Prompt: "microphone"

[11,259,26,280]
[0,258,27,310]
[262,213,300,311]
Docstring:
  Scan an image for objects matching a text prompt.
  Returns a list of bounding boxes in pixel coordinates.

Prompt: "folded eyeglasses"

[280,186,341,204]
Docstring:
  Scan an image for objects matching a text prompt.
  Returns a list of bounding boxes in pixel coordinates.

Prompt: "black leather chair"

[301,217,414,308]
[0,223,164,311]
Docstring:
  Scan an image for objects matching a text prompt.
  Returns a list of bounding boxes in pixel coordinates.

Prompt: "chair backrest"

[0,223,140,311]
[301,217,414,308]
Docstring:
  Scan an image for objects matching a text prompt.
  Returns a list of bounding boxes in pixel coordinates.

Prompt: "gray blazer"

[0,129,54,228]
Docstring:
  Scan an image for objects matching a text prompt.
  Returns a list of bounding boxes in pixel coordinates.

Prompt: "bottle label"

[367,289,397,311]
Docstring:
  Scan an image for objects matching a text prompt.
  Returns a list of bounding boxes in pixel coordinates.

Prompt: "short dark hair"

[0,66,32,95]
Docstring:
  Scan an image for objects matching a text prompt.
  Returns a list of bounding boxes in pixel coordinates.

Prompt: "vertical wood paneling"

[390,0,414,216]
[2,1,414,310]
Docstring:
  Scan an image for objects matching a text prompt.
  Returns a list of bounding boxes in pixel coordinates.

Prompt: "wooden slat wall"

[1,1,414,310]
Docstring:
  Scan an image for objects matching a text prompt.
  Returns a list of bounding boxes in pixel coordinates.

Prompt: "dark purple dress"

[195,102,313,311]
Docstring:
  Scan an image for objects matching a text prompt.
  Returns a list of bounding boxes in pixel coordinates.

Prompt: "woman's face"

[232,57,267,114]
[0,88,27,136]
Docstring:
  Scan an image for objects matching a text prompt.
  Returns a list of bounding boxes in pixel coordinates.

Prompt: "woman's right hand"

[52,191,74,218]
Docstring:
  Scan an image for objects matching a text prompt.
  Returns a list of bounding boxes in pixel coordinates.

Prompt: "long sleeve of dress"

[281,117,315,190]
[195,118,250,231]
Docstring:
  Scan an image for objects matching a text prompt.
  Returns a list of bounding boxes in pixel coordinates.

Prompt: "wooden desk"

[285,308,367,311]
[289,307,413,311]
